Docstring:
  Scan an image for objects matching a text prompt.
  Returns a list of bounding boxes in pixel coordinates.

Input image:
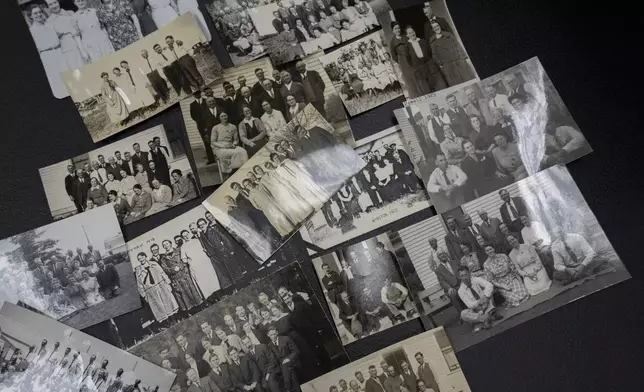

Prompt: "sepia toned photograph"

[38,125,199,226]
[0,302,176,392]
[302,327,471,392]
[245,0,390,65]
[311,234,419,346]
[377,0,478,100]
[0,205,141,330]
[300,126,430,253]
[202,104,366,263]
[61,13,224,142]
[395,57,594,213]
[319,31,403,116]
[390,166,630,351]
[128,262,349,392]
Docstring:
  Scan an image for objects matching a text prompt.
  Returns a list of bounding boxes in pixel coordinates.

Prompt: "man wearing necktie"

[550,227,606,285]
[444,217,465,261]
[71,168,90,213]
[426,154,467,212]
[134,252,179,323]
[475,210,504,249]
[295,61,326,118]
[267,326,300,392]
[457,266,498,331]
[399,361,418,392]
[120,61,156,111]
[498,189,528,232]
[460,214,480,252]
[237,86,263,118]
[141,49,170,102]
[227,346,262,392]
[414,353,441,392]
[166,35,203,94]
[153,43,186,96]
[423,4,451,42]
[464,87,494,126]
[241,335,280,392]
[365,365,386,392]
[445,94,472,138]
[192,92,216,164]
[186,368,220,392]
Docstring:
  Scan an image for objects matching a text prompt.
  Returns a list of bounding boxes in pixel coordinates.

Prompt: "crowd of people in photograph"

[189,63,328,176]
[62,137,197,224]
[320,143,420,230]
[0,338,158,392]
[207,0,266,61]
[426,188,611,332]
[0,245,121,320]
[133,209,259,324]
[160,284,330,392]
[318,240,418,342]
[388,4,475,98]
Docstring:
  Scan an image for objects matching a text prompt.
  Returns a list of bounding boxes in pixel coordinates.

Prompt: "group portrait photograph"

[0,302,176,392]
[246,0,391,65]
[300,126,430,253]
[0,205,141,330]
[128,262,349,392]
[61,13,224,142]
[395,57,593,213]
[377,0,477,100]
[202,104,366,263]
[302,327,471,392]
[319,31,403,116]
[39,125,199,226]
[311,234,419,345]
[392,166,630,351]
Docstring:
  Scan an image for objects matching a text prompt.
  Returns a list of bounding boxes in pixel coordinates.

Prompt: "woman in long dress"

[245,179,295,237]
[97,0,143,51]
[79,271,104,306]
[135,252,179,323]
[28,5,68,98]
[388,22,417,97]
[180,229,220,299]
[482,244,530,307]
[74,0,114,62]
[148,0,179,29]
[269,153,327,210]
[47,0,88,70]
[177,0,212,41]
[507,235,551,296]
[100,72,129,124]
[131,0,157,36]
[261,162,314,224]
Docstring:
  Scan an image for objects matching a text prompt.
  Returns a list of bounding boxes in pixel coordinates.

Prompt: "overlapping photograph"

[128,262,349,392]
[0,205,141,330]
[395,57,593,213]
[302,327,471,392]
[300,126,430,253]
[202,104,366,262]
[390,166,630,351]
[38,124,199,225]
[0,302,176,392]
[61,13,224,142]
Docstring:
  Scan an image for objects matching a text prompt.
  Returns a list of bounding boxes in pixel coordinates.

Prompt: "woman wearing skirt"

[389,21,418,97]
[100,72,130,125]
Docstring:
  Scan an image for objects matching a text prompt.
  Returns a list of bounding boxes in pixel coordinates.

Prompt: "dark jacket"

[268,336,299,366]
[406,38,440,74]
[228,356,261,389]
[297,70,325,103]
[131,151,149,172]
[435,259,460,293]
[499,196,528,227]
[280,81,307,104]
[96,264,120,289]
[246,344,278,376]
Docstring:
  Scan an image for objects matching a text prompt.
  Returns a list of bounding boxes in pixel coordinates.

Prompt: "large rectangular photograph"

[319,31,403,116]
[38,124,199,225]
[311,233,419,346]
[0,205,141,330]
[17,0,213,99]
[391,165,630,351]
[395,57,593,213]
[302,327,471,392]
[0,302,176,392]
[377,0,478,100]
[128,262,350,392]
[202,104,366,263]
[245,0,391,65]
[300,126,430,253]
[61,13,224,142]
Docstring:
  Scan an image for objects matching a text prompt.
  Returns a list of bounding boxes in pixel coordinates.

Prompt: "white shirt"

[503,199,520,220]
[284,81,293,90]
[105,180,122,195]
[427,246,447,271]
[167,44,190,60]
[208,106,219,118]
[551,233,596,271]
[427,113,451,145]
[261,110,287,137]
[458,277,494,310]
[154,51,172,68]
[426,165,467,193]
[521,221,551,247]
[408,38,424,58]
[488,93,513,115]
[289,105,299,118]
[380,282,408,304]
[90,168,107,185]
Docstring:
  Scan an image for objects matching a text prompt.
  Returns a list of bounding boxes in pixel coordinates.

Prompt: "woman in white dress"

[507,235,551,296]
[357,60,378,94]
[245,179,294,237]
[260,163,314,224]
[148,0,179,29]
[177,0,212,41]
[119,169,137,203]
[79,270,104,306]
[46,0,88,69]
[74,0,114,62]
[179,227,220,299]
[268,153,327,210]
[28,5,68,98]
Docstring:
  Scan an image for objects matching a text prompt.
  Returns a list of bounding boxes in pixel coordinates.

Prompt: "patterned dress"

[460,252,486,279]
[97,0,139,51]
[484,253,529,307]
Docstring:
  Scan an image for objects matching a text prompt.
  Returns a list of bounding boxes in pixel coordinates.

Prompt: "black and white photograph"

[377,0,478,100]
[300,126,430,253]
[395,57,594,213]
[128,262,349,392]
[319,31,403,116]
[61,13,224,142]
[38,125,199,225]
[311,234,419,345]
[302,327,471,392]
[0,302,176,392]
[0,205,141,330]
[202,104,366,263]
[391,166,630,351]
[18,0,213,99]
[245,0,390,65]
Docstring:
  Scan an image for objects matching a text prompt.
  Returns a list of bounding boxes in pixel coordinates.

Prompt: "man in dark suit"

[267,326,299,392]
[435,250,464,312]
[71,168,89,213]
[141,48,169,102]
[121,152,136,176]
[337,291,363,338]
[279,71,306,104]
[148,140,171,186]
[271,69,283,90]
[64,164,77,211]
[203,96,222,141]
[186,368,219,392]
[221,82,242,125]
[366,365,386,392]
[205,352,234,392]
[400,361,418,392]
[227,347,262,392]
[377,361,389,386]
[271,10,288,33]
[251,68,272,99]
[260,79,285,114]
[131,143,149,172]
[175,334,202,362]
[241,336,280,392]
[320,263,343,304]
[295,61,326,118]
[498,189,529,232]
[237,86,264,118]
[414,352,441,392]
[190,90,216,164]
[95,260,120,299]
[444,217,464,261]
[105,157,122,181]
[476,210,504,249]
[445,94,471,138]
[422,4,451,41]
[460,213,480,251]
[236,75,248,98]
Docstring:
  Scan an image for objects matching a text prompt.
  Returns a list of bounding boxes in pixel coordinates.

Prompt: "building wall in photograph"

[397,217,445,293]
[40,159,75,218]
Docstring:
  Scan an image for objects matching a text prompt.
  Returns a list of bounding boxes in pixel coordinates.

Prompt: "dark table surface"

[1,0,642,390]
